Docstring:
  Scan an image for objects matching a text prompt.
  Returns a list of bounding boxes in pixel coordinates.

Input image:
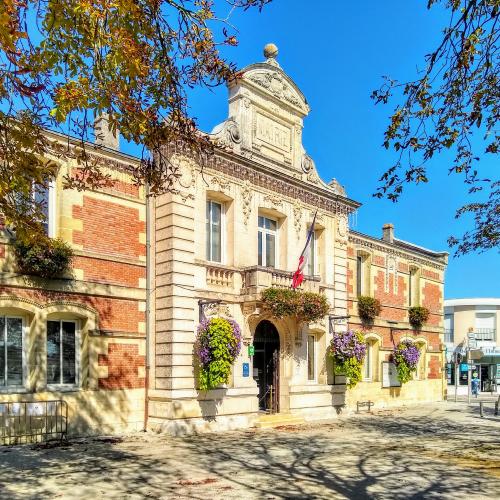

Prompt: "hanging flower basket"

[357,296,381,323]
[194,317,242,390]
[261,287,329,323]
[13,236,73,279]
[392,339,421,384]
[408,306,430,328]
[328,330,367,388]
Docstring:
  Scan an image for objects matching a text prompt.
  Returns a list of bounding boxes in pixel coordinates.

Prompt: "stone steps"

[254,413,306,429]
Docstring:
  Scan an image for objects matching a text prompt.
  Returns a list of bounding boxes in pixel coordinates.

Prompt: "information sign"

[248,345,255,357]
[382,362,401,388]
[242,362,249,377]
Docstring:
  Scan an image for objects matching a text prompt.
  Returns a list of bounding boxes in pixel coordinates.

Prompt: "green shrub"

[261,287,329,323]
[13,237,73,279]
[408,306,430,328]
[357,296,381,322]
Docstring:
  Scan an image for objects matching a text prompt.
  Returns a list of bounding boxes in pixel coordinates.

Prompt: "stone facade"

[0,46,449,436]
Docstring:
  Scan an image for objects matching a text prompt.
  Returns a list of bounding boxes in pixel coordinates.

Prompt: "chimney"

[94,112,119,150]
[382,223,394,243]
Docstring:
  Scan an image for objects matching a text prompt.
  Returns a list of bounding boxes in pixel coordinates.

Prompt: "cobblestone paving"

[1,402,499,499]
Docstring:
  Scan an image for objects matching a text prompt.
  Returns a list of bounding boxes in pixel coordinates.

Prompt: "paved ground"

[1,401,499,499]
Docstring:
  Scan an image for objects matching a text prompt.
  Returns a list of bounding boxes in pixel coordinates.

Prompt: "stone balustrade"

[242,266,320,296]
[205,264,235,288]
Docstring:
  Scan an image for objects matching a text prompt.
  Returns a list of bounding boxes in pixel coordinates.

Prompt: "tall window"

[364,341,372,380]
[307,231,317,276]
[206,200,222,263]
[47,321,77,386]
[409,268,419,306]
[307,334,316,381]
[33,182,55,237]
[356,255,363,296]
[258,216,277,268]
[0,317,23,387]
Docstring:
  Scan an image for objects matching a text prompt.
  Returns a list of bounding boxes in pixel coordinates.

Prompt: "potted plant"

[408,306,430,328]
[357,296,381,323]
[194,317,242,390]
[392,339,421,384]
[328,330,367,388]
[13,236,73,279]
[261,287,329,323]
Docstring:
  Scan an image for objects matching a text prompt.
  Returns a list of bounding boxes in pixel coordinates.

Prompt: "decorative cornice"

[348,234,446,271]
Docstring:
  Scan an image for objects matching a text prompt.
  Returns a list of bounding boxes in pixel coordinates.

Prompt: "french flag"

[292,211,317,289]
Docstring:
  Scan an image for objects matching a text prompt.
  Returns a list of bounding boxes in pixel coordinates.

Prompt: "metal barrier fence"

[0,400,68,445]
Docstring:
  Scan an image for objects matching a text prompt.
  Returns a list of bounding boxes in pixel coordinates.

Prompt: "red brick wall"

[422,268,440,281]
[428,354,441,379]
[73,196,145,259]
[73,256,145,288]
[0,287,144,333]
[373,255,385,267]
[98,343,145,389]
[374,270,407,321]
[422,281,442,326]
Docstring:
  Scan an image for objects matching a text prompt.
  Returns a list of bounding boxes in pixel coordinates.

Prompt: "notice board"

[382,362,401,388]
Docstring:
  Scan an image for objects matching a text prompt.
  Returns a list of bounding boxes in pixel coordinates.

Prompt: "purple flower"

[329,330,367,363]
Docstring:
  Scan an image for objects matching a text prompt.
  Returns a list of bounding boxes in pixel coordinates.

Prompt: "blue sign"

[242,363,249,377]
[460,363,469,371]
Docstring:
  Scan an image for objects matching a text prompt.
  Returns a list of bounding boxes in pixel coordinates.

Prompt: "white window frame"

[363,341,373,381]
[206,199,225,264]
[0,315,27,392]
[356,254,364,296]
[307,334,317,382]
[258,215,278,268]
[46,319,80,391]
[307,230,317,277]
[32,180,56,237]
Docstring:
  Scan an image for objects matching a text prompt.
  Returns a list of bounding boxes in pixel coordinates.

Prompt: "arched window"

[415,341,427,380]
[363,335,380,382]
[356,250,372,297]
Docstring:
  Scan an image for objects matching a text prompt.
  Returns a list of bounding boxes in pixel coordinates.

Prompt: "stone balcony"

[241,266,321,297]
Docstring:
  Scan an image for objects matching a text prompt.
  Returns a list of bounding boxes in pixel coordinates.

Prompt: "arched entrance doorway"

[253,320,280,413]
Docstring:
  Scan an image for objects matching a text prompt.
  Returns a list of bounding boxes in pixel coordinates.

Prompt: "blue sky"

[134,0,499,299]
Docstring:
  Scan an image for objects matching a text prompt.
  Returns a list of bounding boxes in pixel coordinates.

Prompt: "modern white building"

[444,298,500,394]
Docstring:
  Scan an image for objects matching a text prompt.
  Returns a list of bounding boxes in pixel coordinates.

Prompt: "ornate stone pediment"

[245,70,309,114]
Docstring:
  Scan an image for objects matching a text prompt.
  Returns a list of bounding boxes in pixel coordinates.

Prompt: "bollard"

[479,401,484,418]
[496,396,499,416]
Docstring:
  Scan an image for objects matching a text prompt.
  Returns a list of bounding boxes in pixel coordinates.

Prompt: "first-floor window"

[206,200,222,262]
[307,231,317,276]
[307,334,316,381]
[0,317,23,387]
[258,216,277,268]
[47,321,77,385]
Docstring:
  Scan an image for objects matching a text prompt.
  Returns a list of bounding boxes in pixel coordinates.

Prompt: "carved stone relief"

[247,71,304,110]
[241,180,253,226]
[293,201,303,238]
[263,193,283,210]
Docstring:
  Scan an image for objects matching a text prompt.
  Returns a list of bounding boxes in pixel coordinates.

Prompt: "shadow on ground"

[0,404,499,499]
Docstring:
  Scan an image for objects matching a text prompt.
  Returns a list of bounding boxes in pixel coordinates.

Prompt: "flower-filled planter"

[393,339,421,384]
[408,306,429,329]
[13,237,73,279]
[357,296,381,323]
[261,287,329,323]
[328,330,367,388]
[194,317,242,390]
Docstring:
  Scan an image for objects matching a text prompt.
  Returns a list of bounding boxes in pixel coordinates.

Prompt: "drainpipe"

[144,183,151,431]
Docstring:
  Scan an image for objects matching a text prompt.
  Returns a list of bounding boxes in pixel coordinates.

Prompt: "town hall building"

[0,45,448,436]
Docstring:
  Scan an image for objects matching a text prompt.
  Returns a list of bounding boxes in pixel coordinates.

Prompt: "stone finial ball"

[263,43,278,59]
